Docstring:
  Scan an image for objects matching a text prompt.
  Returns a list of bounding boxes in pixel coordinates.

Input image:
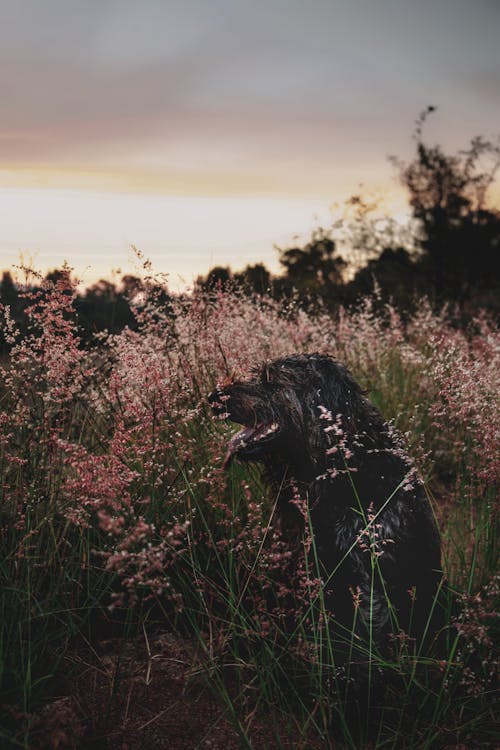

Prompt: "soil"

[29,632,325,750]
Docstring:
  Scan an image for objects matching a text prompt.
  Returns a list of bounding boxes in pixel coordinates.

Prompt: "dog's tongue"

[222,424,269,469]
[223,426,255,469]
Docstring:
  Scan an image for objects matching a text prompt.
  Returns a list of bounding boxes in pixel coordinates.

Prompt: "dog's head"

[208,353,375,475]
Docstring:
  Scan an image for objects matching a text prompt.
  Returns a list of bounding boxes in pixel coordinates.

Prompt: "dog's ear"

[305,357,366,440]
[310,357,389,453]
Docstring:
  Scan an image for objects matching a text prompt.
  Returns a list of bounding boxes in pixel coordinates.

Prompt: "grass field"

[0,273,498,749]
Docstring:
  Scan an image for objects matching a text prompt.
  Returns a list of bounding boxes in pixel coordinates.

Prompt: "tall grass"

[0,274,498,748]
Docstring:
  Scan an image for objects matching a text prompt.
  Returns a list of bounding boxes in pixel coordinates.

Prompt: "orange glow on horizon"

[2,160,498,293]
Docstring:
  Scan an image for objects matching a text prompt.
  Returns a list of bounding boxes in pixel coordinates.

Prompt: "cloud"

[1,0,499,197]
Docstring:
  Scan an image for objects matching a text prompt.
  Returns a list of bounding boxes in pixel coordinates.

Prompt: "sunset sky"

[1,0,499,289]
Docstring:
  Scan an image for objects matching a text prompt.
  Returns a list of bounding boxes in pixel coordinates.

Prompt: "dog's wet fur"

[209,353,448,656]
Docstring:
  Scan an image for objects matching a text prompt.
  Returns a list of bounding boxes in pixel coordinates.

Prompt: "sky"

[1,0,499,290]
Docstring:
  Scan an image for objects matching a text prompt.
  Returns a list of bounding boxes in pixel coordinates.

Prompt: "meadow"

[0,271,498,749]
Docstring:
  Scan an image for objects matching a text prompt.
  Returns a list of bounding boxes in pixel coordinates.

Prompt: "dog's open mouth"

[223,422,279,469]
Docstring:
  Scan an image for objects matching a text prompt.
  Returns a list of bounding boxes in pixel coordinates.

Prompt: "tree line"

[199,109,500,313]
[1,109,499,352]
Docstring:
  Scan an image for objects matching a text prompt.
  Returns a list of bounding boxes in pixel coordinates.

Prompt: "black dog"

[209,353,447,657]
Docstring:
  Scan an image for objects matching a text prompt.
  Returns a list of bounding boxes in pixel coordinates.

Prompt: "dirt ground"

[16,627,486,750]
[29,632,324,750]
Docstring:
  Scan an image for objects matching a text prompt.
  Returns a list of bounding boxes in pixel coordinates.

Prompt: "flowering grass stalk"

[0,274,498,748]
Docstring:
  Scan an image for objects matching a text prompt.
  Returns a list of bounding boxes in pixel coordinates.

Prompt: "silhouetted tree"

[393,107,500,303]
[277,228,347,298]
[0,271,18,310]
[344,247,427,310]
[233,263,272,295]
[75,279,136,339]
[197,266,232,291]
[121,274,144,300]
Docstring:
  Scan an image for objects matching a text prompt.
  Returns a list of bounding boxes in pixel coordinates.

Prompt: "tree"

[345,247,427,310]
[276,228,347,298]
[233,263,271,295]
[197,266,232,291]
[75,279,136,339]
[393,107,500,302]
[0,271,18,309]
[121,274,144,300]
